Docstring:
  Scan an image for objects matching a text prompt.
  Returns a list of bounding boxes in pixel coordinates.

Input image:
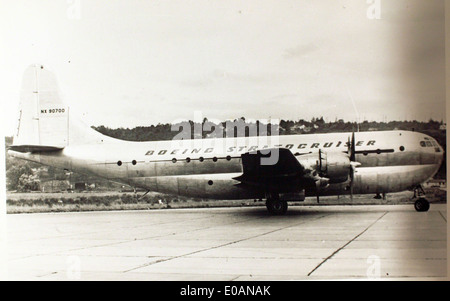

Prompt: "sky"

[0,0,446,136]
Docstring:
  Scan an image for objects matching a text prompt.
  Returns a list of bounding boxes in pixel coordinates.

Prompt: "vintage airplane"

[8,65,444,214]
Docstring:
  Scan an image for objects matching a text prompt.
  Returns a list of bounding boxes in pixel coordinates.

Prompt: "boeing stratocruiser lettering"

[143,140,377,156]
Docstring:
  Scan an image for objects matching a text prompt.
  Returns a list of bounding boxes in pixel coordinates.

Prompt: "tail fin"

[11,64,113,152]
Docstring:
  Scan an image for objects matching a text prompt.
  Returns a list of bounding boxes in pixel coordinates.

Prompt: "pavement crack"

[438,211,446,222]
[26,214,267,259]
[229,275,242,281]
[123,214,329,273]
[307,211,388,277]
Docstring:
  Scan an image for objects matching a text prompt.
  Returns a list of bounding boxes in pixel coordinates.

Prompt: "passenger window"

[420,141,426,147]
[425,141,432,147]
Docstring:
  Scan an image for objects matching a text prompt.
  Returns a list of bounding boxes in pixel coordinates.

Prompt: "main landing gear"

[265,193,288,215]
[413,185,430,212]
[374,193,386,200]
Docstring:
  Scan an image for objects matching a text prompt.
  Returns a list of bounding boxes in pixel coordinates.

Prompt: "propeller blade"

[350,184,353,201]
[314,178,329,204]
[350,132,356,162]
[349,167,354,201]
[347,132,358,201]
[347,136,351,156]
[348,162,361,201]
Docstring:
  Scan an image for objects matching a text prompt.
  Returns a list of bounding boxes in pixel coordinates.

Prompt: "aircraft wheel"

[414,198,430,212]
[266,198,288,215]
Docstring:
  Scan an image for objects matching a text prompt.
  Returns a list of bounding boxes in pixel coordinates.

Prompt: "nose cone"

[414,132,444,166]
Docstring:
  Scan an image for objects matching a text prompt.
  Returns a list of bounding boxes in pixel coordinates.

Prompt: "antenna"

[346,87,359,132]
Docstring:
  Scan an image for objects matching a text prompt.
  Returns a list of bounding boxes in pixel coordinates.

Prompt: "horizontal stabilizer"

[9,145,64,153]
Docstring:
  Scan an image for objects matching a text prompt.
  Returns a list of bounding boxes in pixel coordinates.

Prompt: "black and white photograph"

[0,0,447,285]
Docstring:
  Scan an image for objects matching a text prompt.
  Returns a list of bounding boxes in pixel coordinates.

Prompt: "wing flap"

[233,148,305,186]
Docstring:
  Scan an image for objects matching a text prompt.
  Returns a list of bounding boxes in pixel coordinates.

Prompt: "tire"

[266,199,288,215]
[414,198,430,212]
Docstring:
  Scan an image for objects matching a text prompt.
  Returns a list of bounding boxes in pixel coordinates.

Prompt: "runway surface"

[2,204,447,280]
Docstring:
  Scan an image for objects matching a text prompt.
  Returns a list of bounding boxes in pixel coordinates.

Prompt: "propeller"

[311,133,360,203]
[347,132,361,201]
[314,177,329,203]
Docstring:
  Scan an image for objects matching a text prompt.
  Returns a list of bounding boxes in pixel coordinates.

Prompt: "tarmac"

[2,204,447,280]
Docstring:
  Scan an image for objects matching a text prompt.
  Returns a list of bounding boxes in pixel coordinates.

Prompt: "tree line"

[92,118,444,142]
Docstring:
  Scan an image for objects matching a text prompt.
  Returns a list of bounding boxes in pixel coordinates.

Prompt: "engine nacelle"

[318,151,351,183]
[297,151,350,184]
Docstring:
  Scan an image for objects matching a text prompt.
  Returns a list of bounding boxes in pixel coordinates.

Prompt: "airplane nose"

[419,133,445,166]
[435,142,445,166]
[439,145,445,164]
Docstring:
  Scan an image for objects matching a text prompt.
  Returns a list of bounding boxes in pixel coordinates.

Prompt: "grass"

[5,187,446,214]
[5,191,264,214]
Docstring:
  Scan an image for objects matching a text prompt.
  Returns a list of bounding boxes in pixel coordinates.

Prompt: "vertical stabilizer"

[14,65,68,148]
[12,65,116,151]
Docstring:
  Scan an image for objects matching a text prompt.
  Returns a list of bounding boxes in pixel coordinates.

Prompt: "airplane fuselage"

[11,130,444,200]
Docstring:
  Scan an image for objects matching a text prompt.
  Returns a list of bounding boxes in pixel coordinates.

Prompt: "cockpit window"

[421,140,440,151]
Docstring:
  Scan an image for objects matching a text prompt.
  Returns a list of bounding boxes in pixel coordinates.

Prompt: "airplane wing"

[233,134,359,196]
[232,148,318,192]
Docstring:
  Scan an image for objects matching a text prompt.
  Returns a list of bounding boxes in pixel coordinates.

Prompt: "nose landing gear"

[414,198,430,212]
[413,185,430,212]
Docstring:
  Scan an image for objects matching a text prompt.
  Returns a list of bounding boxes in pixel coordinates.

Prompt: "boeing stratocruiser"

[8,65,444,214]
